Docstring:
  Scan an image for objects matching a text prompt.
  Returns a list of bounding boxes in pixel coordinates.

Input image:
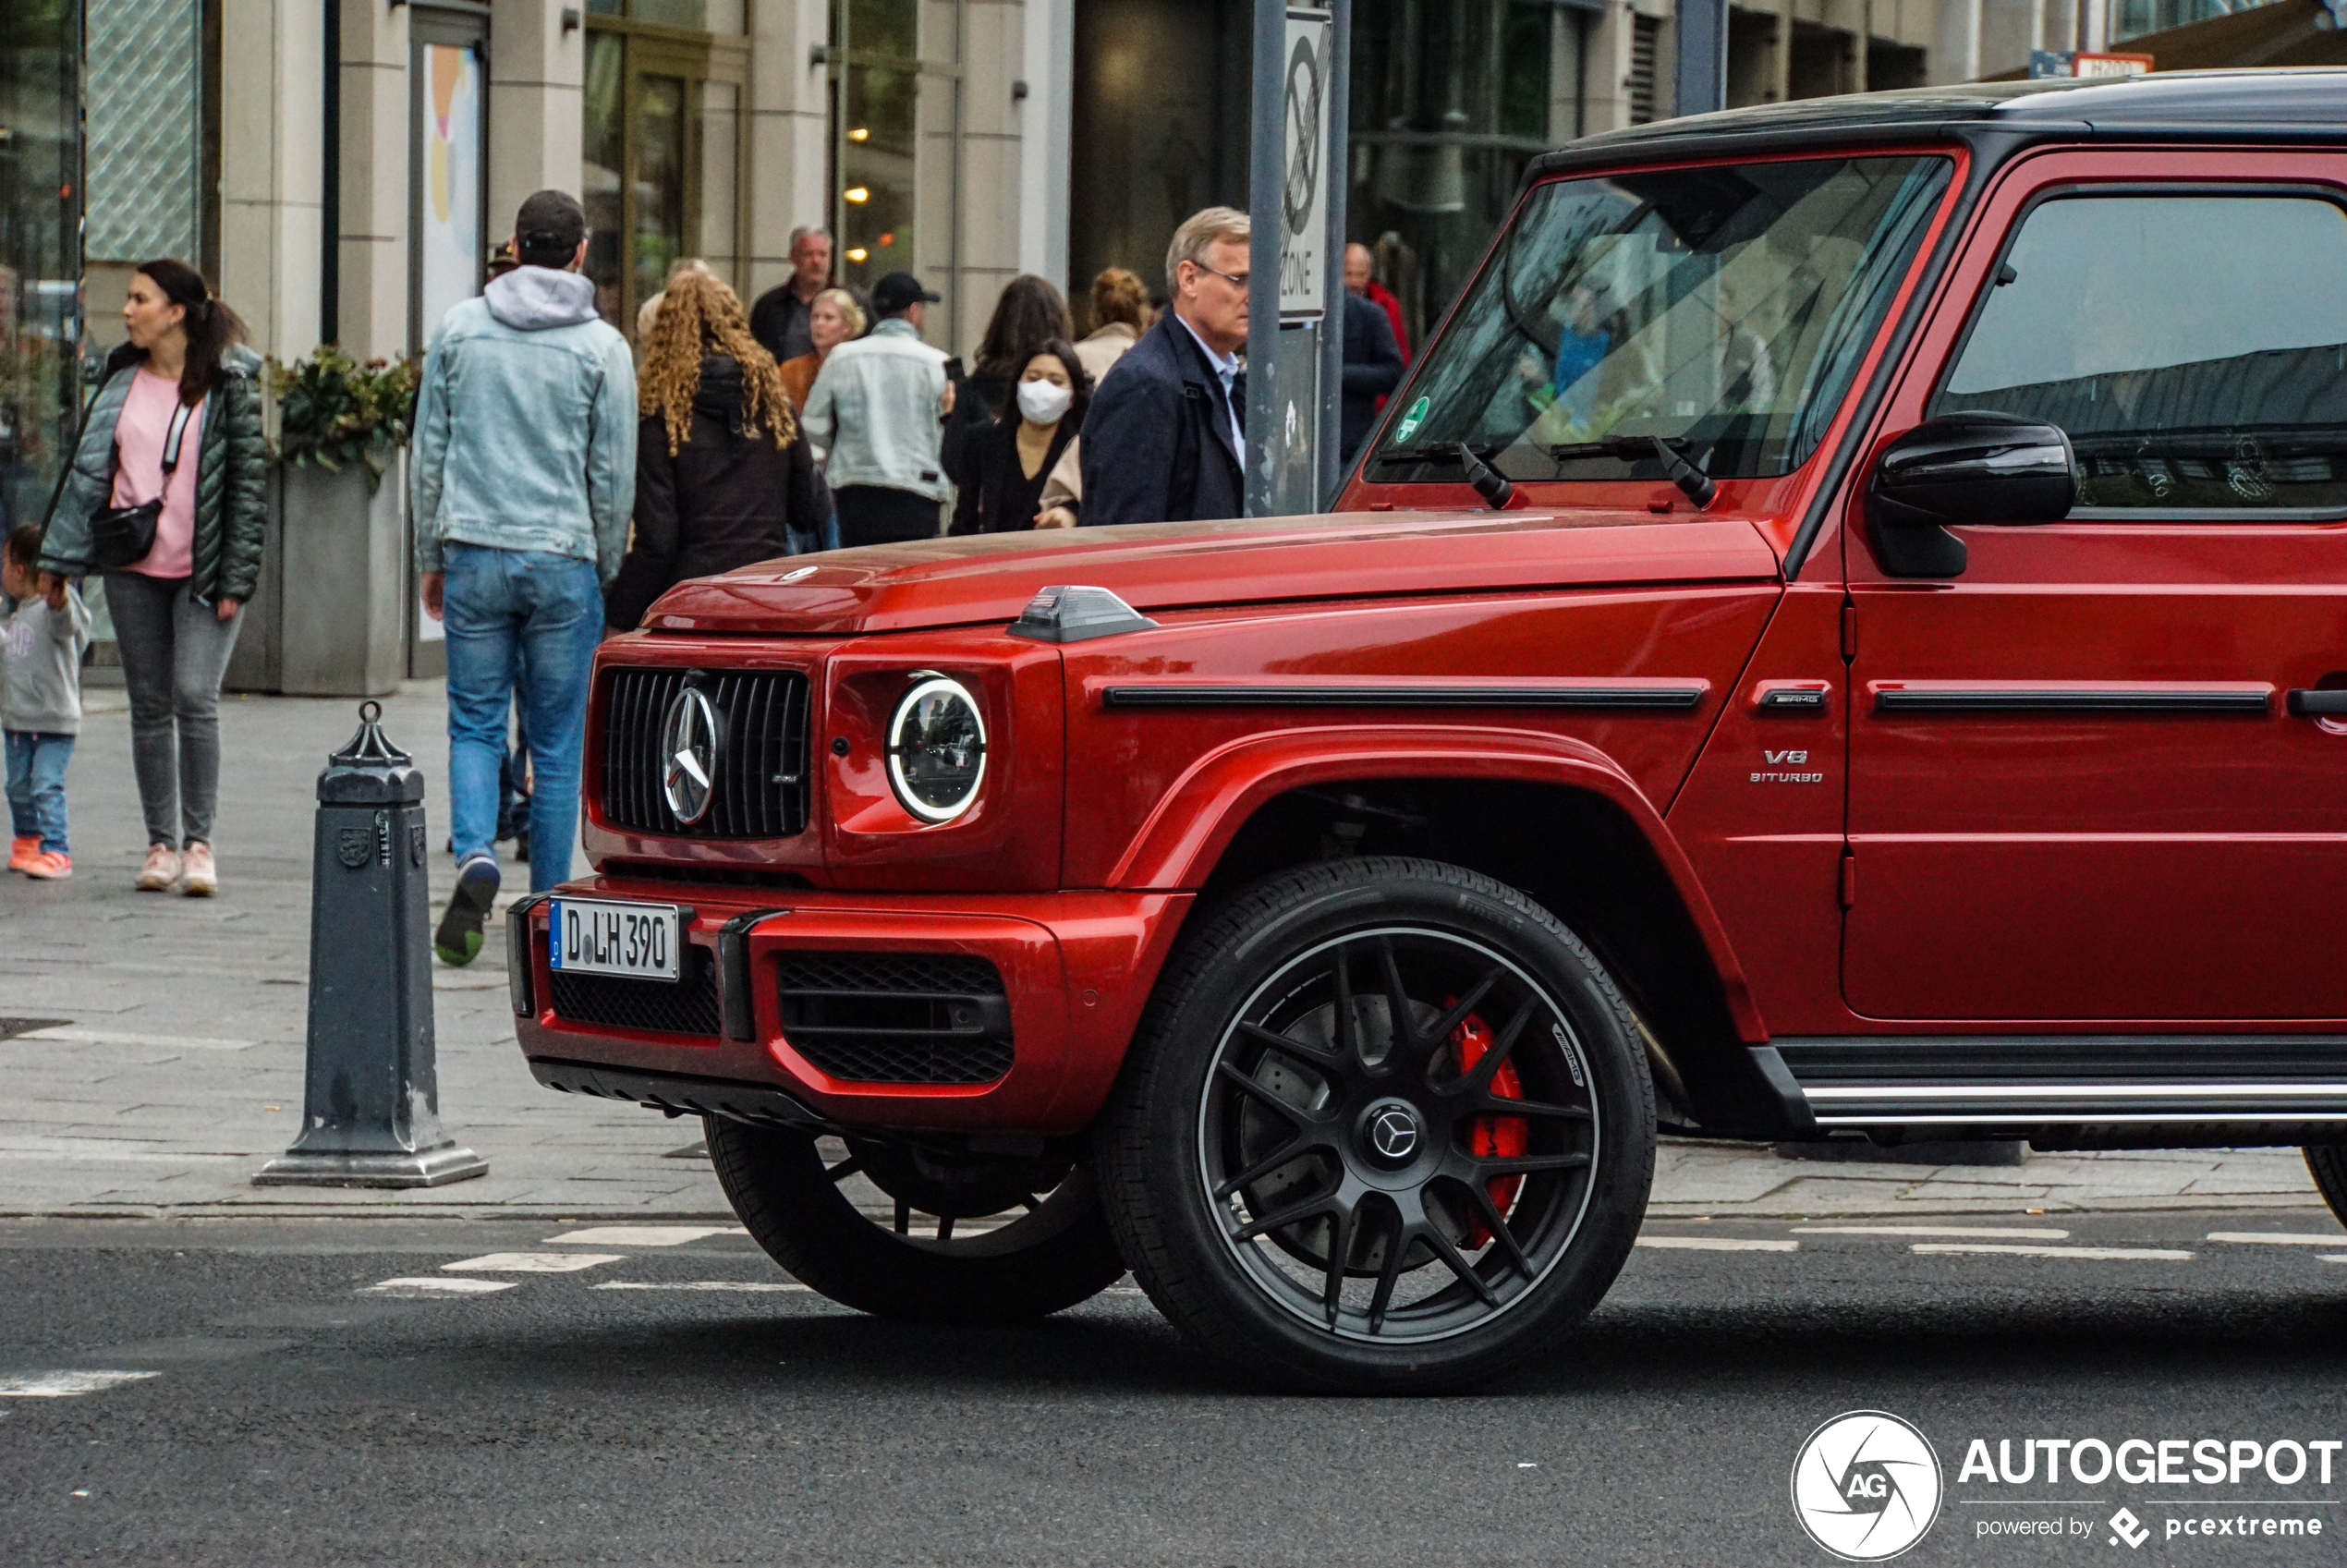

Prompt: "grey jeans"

[103,572,242,849]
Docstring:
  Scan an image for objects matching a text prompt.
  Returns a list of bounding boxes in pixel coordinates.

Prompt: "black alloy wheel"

[1101,857,1655,1393]
[2304,1146,2347,1231]
[707,1118,1129,1322]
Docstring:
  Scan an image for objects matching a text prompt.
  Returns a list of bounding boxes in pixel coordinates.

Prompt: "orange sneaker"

[22,850,70,880]
[7,835,37,873]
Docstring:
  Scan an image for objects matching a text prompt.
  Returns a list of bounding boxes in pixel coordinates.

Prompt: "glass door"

[0,0,83,536]
[584,22,716,334]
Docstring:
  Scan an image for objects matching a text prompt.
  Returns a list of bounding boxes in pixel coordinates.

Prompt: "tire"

[1098,856,1655,1394]
[706,1117,1130,1323]
[2304,1146,2347,1229]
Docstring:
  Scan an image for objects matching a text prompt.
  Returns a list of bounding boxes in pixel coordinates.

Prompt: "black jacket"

[1078,312,1245,528]
[1341,292,1405,462]
[748,286,815,364]
[948,410,1081,536]
[604,357,826,629]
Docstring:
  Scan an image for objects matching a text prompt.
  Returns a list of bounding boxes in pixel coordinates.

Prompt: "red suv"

[512,70,2347,1392]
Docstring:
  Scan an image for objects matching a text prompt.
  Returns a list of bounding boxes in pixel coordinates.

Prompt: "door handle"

[2286,689,2347,716]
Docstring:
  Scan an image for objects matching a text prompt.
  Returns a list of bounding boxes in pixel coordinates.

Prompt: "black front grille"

[777,952,1014,1085]
[602,667,810,839]
[549,940,723,1037]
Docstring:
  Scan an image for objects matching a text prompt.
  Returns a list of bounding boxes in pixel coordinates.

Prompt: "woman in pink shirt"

[37,259,267,895]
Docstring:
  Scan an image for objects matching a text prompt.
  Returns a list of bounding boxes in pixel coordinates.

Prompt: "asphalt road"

[5,1207,2347,1566]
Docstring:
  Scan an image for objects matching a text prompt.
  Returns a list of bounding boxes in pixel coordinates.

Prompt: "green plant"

[271,346,420,492]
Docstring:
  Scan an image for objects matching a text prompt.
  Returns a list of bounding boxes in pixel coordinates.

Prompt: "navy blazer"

[1340,291,1405,462]
[1079,312,1245,528]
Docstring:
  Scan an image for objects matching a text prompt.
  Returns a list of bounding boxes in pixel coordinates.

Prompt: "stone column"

[487,0,585,244]
[217,0,325,361]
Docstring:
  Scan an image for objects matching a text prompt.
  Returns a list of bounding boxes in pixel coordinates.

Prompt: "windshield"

[1368,155,1951,488]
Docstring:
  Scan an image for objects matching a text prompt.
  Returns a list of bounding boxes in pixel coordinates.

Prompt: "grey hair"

[1165,206,1249,296]
[788,225,832,249]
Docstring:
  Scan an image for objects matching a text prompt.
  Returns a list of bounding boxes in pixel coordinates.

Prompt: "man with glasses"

[1080,207,1250,528]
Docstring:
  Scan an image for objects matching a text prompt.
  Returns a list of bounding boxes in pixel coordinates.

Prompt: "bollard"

[255,701,487,1187]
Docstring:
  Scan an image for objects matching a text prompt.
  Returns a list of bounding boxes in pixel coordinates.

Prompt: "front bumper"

[511,875,1192,1135]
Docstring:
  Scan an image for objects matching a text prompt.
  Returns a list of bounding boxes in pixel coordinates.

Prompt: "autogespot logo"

[1793,1411,1945,1562]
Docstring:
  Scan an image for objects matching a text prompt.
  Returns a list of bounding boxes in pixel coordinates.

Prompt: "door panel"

[1843,150,2347,1025]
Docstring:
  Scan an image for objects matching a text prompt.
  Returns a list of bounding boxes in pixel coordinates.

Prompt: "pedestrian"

[748,227,834,365]
[412,188,636,965]
[36,258,265,896]
[1344,242,1410,363]
[636,257,711,341]
[1079,206,1249,528]
[3,525,88,880]
[1074,266,1148,386]
[797,272,953,549]
[604,271,827,630]
[777,286,865,413]
[949,341,1088,536]
[1339,284,1404,463]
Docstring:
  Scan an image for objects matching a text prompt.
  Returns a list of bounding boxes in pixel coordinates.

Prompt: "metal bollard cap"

[319,699,426,805]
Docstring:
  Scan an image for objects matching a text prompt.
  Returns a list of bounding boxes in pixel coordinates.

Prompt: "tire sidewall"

[1112,858,1655,1392]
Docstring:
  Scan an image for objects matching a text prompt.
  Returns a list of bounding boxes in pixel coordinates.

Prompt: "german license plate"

[548,899,682,983]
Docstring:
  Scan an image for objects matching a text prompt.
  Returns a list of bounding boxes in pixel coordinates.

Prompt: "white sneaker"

[178,842,218,897]
[136,844,181,892]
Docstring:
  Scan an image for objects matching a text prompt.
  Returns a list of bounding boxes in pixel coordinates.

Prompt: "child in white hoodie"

[2,526,90,879]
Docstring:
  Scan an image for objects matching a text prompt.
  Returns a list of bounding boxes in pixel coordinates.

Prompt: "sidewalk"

[0,682,2323,1221]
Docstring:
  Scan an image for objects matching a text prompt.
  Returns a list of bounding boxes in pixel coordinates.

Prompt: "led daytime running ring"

[885,675,988,823]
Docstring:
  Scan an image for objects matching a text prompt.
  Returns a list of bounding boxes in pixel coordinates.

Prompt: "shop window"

[828,0,960,337]
[0,0,84,533]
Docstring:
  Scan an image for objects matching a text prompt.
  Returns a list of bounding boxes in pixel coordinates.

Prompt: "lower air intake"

[776,952,1014,1085]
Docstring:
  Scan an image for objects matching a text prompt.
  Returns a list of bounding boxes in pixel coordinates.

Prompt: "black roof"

[1526,68,2347,181]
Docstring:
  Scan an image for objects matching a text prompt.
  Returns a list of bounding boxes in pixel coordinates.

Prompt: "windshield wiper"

[1547,435,1717,508]
[1370,441,1501,468]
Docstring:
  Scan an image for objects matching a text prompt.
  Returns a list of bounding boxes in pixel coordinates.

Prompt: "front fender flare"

[1102,723,1766,1042]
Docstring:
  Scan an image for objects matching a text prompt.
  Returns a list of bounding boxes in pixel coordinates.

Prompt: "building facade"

[0,0,2292,645]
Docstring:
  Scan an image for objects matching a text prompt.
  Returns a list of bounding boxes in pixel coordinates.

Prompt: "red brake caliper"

[1450,1005,1526,1246]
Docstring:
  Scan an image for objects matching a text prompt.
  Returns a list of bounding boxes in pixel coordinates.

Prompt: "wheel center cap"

[1357,1099,1426,1168]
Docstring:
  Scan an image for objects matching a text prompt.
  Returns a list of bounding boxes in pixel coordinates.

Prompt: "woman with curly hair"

[603,271,829,632]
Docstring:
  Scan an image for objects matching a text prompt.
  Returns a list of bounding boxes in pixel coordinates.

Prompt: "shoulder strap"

[160,398,195,477]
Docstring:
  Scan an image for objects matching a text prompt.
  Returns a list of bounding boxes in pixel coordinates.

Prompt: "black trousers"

[832,485,943,548]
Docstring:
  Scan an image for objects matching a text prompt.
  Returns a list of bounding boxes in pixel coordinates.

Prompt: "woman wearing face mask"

[947,341,1088,536]
[37,259,264,896]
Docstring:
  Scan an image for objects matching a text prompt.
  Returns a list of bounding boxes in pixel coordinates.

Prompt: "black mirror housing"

[1865,412,2077,578]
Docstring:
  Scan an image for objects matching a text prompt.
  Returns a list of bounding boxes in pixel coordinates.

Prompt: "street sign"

[1246,2,1347,518]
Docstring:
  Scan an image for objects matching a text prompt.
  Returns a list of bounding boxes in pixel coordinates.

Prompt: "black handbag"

[89,397,193,572]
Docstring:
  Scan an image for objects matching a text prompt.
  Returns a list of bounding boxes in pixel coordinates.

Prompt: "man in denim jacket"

[412,188,636,965]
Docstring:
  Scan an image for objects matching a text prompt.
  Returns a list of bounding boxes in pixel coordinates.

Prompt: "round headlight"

[886,676,988,822]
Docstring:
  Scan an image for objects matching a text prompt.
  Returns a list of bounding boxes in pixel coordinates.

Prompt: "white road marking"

[541,1226,735,1247]
[0,1370,161,1397]
[2319,1256,2347,1265]
[12,1027,258,1051]
[2207,1232,2347,1247]
[592,1281,810,1293]
[361,1277,517,1296]
[442,1253,623,1273]
[1795,1225,2072,1240]
[1636,1236,1798,1253]
[1913,1243,2191,1261]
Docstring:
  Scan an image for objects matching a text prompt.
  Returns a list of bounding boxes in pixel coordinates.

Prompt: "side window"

[1932,193,2347,511]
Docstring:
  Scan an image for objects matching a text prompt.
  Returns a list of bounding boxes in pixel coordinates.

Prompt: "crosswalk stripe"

[1795,1225,2071,1239]
[1913,1243,2191,1261]
[361,1277,517,1295]
[541,1226,734,1247]
[592,1281,809,1293]
[2207,1232,2347,1246]
[441,1253,623,1273]
[1636,1236,1798,1252]
[0,1370,161,1397]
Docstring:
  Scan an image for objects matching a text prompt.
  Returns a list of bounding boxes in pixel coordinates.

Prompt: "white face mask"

[1016,378,1074,426]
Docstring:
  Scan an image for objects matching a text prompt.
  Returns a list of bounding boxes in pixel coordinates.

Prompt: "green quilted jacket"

[40,343,269,606]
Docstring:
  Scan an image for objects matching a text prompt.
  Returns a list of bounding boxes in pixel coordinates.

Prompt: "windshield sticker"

[1393,396,1429,445]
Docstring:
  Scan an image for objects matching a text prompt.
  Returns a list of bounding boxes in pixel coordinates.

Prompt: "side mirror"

[1865,412,2076,578]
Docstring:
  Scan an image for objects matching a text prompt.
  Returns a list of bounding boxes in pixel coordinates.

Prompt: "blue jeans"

[442,544,602,893]
[5,731,74,853]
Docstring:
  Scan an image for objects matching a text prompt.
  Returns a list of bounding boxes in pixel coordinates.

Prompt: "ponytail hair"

[135,259,247,407]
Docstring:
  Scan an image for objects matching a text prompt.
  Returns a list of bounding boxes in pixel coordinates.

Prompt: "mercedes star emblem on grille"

[660,686,720,824]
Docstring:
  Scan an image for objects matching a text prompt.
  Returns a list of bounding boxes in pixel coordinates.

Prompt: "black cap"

[515,189,587,267]
[871,272,941,315]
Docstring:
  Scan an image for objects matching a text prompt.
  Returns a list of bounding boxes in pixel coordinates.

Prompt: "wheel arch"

[1106,728,1794,1137]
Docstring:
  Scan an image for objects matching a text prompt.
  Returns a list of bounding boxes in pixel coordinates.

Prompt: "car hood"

[643,508,1785,637]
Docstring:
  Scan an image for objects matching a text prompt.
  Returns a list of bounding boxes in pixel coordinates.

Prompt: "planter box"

[277,462,404,697]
